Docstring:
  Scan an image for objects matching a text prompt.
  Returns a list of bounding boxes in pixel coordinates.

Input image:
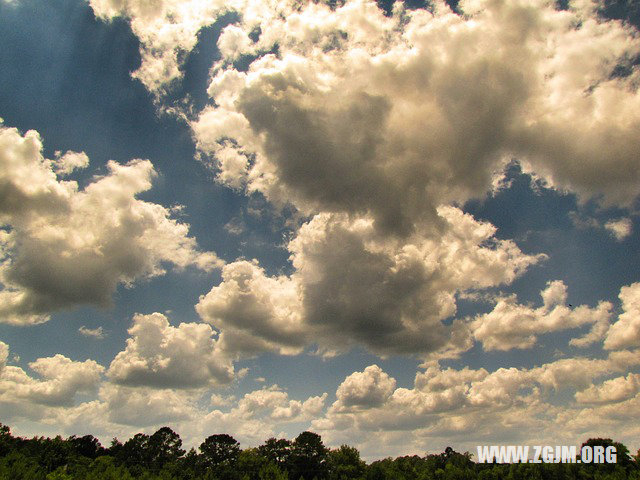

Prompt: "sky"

[1,0,640,461]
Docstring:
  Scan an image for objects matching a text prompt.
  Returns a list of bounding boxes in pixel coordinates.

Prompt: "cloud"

[529,357,616,391]
[47,0,640,457]
[234,385,327,422]
[190,0,640,229]
[470,281,613,351]
[335,365,396,409]
[56,382,327,448]
[53,150,89,176]
[78,326,106,339]
[604,282,640,350]
[0,121,220,326]
[570,212,633,241]
[198,207,541,358]
[0,341,8,374]
[313,352,640,458]
[604,217,633,241]
[0,347,104,421]
[107,312,234,388]
[99,384,199,427]
[196,260,308,357]
[183,0,639,361]
[575,373,640,404]
[87,0,229,93]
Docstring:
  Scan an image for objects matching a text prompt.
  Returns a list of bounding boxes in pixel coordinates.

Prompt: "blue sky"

[1,0,640,460]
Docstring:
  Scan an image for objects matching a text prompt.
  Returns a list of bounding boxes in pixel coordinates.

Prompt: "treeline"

[1,422,639,479]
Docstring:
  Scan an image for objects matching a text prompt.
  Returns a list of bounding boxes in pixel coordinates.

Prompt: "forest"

[1,423,638,479]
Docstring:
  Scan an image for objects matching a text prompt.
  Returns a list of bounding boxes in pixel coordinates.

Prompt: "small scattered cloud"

[224,217,246,235]
[570,212,632,241]
[605,218,633,241]
[78,326,106,339]
[53,150,89,176]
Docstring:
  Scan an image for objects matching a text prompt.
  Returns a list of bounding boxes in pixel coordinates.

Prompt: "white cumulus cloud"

[0,121,220,326]
[198,207,541,358]
[108,312,234,388]
[605,282,640,350]
[470,281,613,351]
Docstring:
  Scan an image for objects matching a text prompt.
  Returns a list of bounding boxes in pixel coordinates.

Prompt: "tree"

[0,423,14,457]
[147,426,185,470]
[67,435,105,460]
[290,431,329,480]
[237,448,273,480]
[328,445,366,480]
[259,438,293,470]
[199,433,241,469]
[259,460,290,480]
[86,456,135,480]
[118,433,150,470]
[581,437,633,471]
[35,436,72,473]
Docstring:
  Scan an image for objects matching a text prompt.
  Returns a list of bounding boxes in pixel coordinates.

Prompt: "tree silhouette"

[199,433,241,469]
[290,431,328,480]
[147,426,185,470]
[67,435,105,460]
[258,437,293,470]
[328,444,366,480]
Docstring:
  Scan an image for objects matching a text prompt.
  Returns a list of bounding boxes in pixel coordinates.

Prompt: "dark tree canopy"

[0,423,637,480]
[199,433,241,468]
[290,431,329,480]
[328,444,366,480]
[67,434,105,459]
[258,437,293,468]
[147,427,185,470]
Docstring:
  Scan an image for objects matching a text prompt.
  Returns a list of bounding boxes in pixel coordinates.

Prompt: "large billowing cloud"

[107,313,235,388]
[86,0,640,217]
[87,0,640,360]
[196,260,308,357]
[190,0,640,224]
[198,207,542,358]
[57,0,640,456]
[0,121,220,325]
[125,0,638,360]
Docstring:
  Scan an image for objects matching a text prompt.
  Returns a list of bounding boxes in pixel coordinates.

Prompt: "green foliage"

[199,433,241,469]
[46,467,73,480]
[328,445,366,480]
[67,435,105,460]
[258,461,289,480]
[259,438,293,471]
[0,424,638,480]
[86,455,135,480]
[147,427,186,471]
[290,431,329,480]
[0,450,47,480]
